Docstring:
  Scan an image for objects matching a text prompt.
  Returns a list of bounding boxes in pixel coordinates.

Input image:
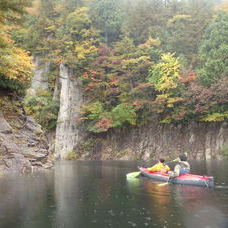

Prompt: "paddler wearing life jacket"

[171,153,190,177]
[147,158,170,173]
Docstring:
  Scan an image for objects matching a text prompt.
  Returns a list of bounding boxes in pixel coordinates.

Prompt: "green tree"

[0,0,31,20]
[22,0,62,55]
[162,0,214,64]
[198,12,228,86]
[24,90,59,129]
[122,0,168,44]
[89,0,123,44]
[61,7,100,69]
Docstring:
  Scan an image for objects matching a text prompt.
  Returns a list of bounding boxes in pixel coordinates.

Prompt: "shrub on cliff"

[24,90,59,130]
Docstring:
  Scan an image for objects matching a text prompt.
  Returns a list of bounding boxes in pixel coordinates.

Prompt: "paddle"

[158,176,171,186]
[126,171,141,179]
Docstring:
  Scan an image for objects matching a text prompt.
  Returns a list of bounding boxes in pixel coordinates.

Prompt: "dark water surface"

[0,160,228,228]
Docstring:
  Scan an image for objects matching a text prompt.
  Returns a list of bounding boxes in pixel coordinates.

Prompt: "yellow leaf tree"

[0,0,32,93]
[148,53,184,122]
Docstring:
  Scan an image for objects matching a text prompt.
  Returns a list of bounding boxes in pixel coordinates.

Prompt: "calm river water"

[0,160,228,228]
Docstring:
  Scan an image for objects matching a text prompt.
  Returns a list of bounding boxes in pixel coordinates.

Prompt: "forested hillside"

[0,0,32,93]
[1,0,228,134]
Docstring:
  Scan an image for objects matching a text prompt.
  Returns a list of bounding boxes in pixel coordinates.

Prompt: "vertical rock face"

[53,76,61,102]
[28,55,50,94]
[55,64,83,159]
[0,112,52,174]
[97,122,228,160]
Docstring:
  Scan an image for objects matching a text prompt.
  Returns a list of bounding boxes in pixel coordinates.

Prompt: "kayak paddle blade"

[171,158,180,162]
[126,171,141,179]
[158,182,169,186]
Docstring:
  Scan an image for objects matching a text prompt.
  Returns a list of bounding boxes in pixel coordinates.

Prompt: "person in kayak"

[170,153,190,177]
[147,158,170,173]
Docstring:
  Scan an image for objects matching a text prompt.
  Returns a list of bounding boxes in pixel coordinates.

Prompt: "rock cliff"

[91,121,228,160]
[55,64,83,159]
[0,111,52,174]
[23,57,228,161]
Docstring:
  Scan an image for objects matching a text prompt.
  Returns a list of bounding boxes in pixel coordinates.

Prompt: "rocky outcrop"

[0,112,12,134]
[94,121,228,160]
[55,64,83,159]
[27,55,50,95]
[0,112,53,174]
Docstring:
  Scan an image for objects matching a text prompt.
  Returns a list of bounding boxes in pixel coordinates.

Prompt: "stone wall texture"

[55,64,83,159]
[94,121,228,160]
[0,112,52,174]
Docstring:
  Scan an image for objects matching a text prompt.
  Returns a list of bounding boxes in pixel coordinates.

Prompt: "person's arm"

[186,162,190,170]
[173,164,181,177]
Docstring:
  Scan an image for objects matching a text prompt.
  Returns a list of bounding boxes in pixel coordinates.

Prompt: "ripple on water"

[127,177,227,208]
[127,178,172,198]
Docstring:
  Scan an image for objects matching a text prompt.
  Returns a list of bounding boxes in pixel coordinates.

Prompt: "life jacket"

[179,162,190,175]
[148,163,170,173]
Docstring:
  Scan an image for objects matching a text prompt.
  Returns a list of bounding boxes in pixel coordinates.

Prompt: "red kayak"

[139,167,214,188]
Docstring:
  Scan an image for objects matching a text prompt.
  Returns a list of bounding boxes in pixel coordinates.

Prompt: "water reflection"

[54,162,81,227]
[173,185,227,228]
[0,161,227,228]
[0,173,55,228]
[141,181,170,224]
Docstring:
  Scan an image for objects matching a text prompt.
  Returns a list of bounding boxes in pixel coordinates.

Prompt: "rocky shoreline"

[0,111,53,174]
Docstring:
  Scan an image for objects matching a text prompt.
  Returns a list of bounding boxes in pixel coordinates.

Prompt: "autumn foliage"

[4,0,227,132]
[0,0,32,93]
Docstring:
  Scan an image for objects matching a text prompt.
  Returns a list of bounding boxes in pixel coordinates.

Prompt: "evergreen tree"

[89,0,123,44]
[198,12,228,86]
[162,0,214,64]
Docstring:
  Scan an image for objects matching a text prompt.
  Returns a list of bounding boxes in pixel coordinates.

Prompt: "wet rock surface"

[96,122,228,160]
[0,112,53,174]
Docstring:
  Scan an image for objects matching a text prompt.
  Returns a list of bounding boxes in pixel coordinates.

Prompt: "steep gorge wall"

[0,55,54,174]
[95,122,228,160]
[27,56,85,159]
[28,55,50,94]
[55,64,83,159]
[29,57,228,161]
[0,112,52,174]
